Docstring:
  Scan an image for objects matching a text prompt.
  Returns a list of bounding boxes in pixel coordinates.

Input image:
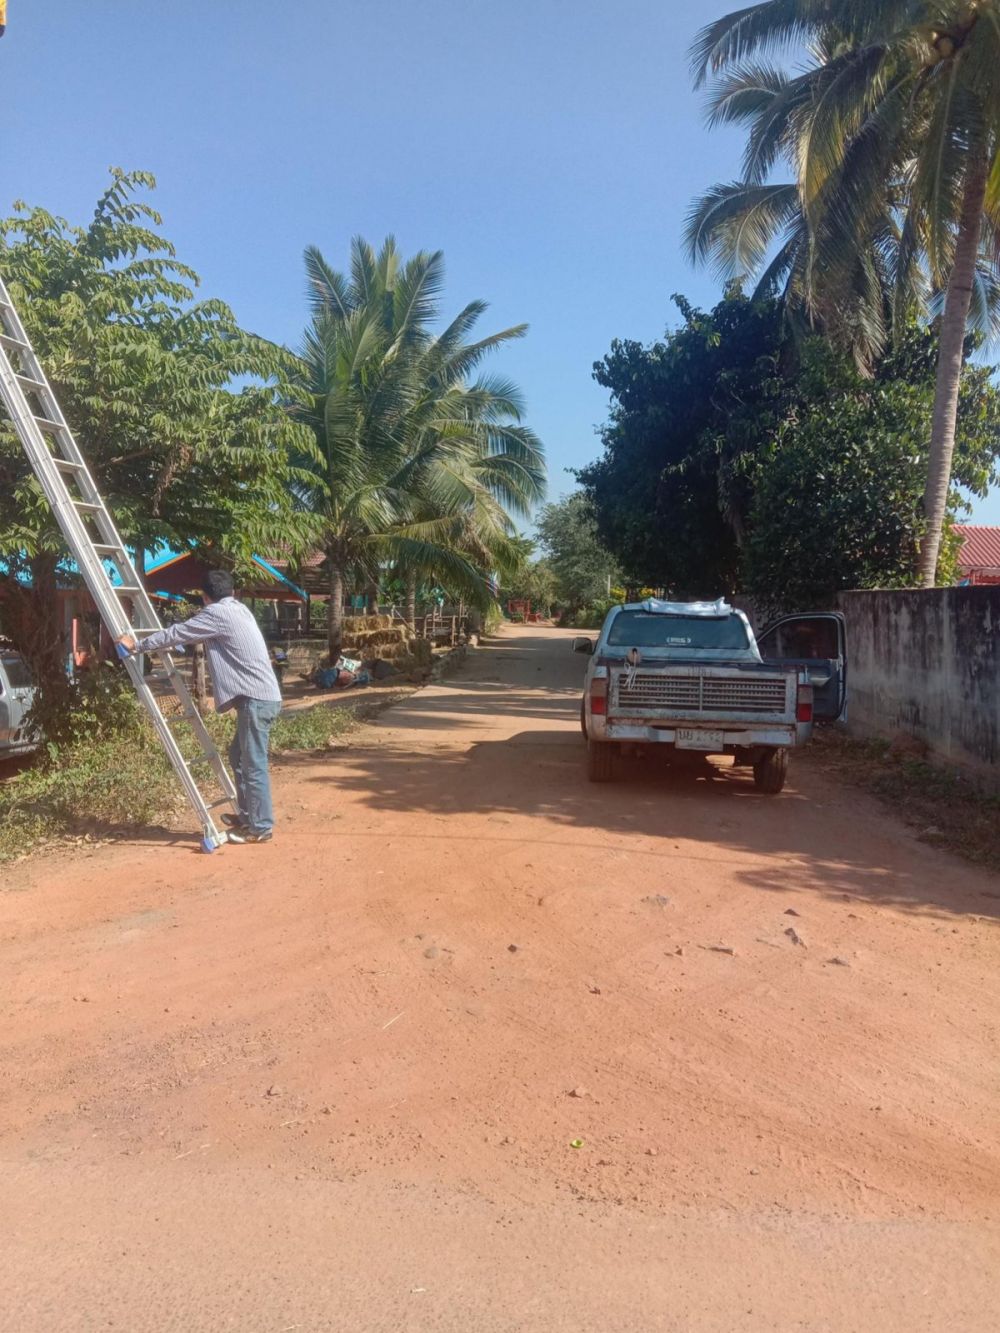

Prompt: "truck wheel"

[586,740,615,783]
[753,747,788,794]
[580,698,588,738]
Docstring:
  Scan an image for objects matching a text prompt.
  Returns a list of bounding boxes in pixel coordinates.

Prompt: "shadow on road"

[309,723,998,922]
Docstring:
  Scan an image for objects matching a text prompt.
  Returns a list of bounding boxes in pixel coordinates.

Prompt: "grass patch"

[806,730,1000,874]
[272,702,356,751]
[0,698,358,867]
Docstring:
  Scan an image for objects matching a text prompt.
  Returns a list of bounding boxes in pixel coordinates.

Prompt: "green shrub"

[564,597,621,629]
[272,703,354,750]
[0,732,184,865]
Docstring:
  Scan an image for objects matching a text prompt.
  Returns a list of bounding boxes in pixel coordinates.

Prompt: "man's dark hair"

[202,570,235,602]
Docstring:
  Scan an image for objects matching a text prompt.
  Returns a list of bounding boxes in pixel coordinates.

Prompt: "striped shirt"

[136,597,282,711]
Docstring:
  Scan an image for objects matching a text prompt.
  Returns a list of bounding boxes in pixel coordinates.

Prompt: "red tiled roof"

[954,525,1000,572]
[268,550,326,571]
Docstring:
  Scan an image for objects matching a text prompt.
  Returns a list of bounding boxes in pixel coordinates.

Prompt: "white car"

[0,648,37,759]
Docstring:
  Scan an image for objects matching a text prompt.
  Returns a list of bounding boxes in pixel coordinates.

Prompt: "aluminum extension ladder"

[0,273,237,851]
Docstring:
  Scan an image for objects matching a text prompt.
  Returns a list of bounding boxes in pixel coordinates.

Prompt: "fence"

[835,587,999,779]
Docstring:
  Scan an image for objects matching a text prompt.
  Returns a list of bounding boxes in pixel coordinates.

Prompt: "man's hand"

[116,633,138,654]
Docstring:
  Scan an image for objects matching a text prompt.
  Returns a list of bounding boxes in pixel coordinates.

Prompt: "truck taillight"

[590,676,608,716]
[797,683,814,723]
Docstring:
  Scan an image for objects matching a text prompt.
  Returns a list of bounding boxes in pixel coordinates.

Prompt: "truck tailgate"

[610,663,796,722]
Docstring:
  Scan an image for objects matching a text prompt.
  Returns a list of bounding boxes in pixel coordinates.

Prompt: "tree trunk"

[3,555,74,741]
[404,573,417,633]
[327,563,344,663]
[918,154,989,587]
[366,580,379,614]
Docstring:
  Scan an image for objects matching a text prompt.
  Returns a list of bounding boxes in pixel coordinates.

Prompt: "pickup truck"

[574,598,846,794]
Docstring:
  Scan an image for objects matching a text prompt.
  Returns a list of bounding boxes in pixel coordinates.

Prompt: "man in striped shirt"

[116,570,282,844]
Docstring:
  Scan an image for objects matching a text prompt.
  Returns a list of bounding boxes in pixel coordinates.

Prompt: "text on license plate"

[676,728,725,751]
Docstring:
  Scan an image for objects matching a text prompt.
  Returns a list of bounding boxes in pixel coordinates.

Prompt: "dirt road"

[2,626,998,1331]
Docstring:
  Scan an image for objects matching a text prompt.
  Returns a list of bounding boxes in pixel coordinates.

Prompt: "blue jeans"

[228,697,281,833]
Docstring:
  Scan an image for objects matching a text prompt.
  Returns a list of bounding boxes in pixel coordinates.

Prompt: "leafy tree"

[580,289,789,594]
[689,1,1000,585]
[584,290,1000,607]
[0,169,318,720]
[289,237,545,659]
[500,546,558,618]
[390,303,546,627]
[534,492,620,616]
[744,340,1000,610]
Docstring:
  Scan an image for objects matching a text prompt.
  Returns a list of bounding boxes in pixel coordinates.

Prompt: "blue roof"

[3,544,308,602]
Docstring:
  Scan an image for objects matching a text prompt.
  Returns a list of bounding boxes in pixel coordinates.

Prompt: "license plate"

[676,728,725,751]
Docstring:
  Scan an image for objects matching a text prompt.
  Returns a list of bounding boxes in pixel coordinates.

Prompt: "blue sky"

[3,0,998,525]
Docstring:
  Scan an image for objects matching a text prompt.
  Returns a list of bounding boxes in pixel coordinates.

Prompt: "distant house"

[954,525,1000,586]
[0,547,311,669]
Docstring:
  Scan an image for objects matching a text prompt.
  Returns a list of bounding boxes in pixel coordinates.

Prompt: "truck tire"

[753,747,788,794]
[586,739,615,783]
[580,698,588,738]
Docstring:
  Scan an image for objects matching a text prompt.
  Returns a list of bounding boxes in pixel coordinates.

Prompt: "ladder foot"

[201,835,225,854]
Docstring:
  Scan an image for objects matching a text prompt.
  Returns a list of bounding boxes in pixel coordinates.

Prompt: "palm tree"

[391,302,546,626]
[289,237,545,659]
[689,1,1000,585]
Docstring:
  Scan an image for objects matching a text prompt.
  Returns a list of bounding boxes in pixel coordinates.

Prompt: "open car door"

[757,612,847,721]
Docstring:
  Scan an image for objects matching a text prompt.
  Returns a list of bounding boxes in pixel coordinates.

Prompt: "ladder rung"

[0,333,29,351]
[16,373,49,393]
[115,584,144,595]
[34,416,66,433]
[208,798,234,810]
[93,543,126,556]
[53,458,87,473]
[73,501,105,513]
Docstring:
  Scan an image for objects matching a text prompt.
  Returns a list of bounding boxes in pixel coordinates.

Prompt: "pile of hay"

[279,616,440,681]
[340,615,421,664]
[341,614,393,634]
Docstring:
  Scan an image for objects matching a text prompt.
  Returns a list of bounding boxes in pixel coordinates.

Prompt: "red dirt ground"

[1,626,998,1331]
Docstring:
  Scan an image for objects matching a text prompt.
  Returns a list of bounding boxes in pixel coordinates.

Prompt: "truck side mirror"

[572,637,594,655]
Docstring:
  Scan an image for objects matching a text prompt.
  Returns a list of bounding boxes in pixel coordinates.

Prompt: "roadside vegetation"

[0,174,545,856]
[0,673,359,866]
[575,3,1000,608]
[500,491,624,627]
[579,291,1000,611]
[0,173,546,740]
[689,0,1000,590]
[807,731,1000,876]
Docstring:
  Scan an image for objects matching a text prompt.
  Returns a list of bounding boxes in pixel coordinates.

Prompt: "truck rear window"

[607,612,749,651]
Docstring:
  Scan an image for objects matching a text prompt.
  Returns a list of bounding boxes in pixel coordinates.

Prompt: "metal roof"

[955,525,1000,572]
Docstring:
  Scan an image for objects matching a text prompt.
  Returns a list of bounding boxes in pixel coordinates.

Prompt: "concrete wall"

[835,587,1000,777]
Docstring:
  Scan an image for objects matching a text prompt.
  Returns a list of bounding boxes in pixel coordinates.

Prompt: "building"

[0,547,311,671]
[954,525,1000,586]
